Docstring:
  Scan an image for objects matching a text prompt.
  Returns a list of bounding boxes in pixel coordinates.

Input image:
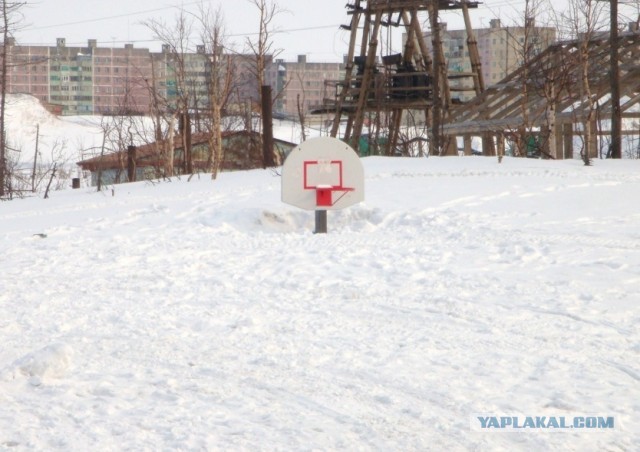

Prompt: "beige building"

[2,38,261,116]
[266,55,345,118]
[423,19,556,102]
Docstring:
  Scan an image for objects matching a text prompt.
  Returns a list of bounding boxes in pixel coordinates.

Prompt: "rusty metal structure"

[326,0,482,155]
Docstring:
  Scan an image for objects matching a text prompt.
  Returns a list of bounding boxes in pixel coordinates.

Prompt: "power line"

[20,1,345,48]
[20,23,346,48]
[22,0,211,32]
[228,24,342,38]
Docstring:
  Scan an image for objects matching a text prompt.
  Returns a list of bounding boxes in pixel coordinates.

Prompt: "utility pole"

[32,124,39,192]
[0,1,9,197]
[428,2,442,155]
[261,85,275,168]
[610,0,621,158]
[597,0,622,158]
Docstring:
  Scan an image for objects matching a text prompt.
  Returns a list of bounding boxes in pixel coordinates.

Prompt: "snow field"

[1,157,639,450]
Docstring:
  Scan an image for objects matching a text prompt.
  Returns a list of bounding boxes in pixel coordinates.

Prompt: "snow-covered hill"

[5,94,104,166]
[0,156,638,450]
[2,94,316,193]
[4,94,317,168]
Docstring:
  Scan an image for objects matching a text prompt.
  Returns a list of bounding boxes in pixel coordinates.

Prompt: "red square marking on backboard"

[303,160,343,189]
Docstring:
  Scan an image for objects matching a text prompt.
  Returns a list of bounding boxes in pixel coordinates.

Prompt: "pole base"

[314,210,327,234]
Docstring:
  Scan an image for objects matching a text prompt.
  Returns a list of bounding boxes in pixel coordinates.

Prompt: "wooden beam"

[350,11,384,151]
[330,1,363,138]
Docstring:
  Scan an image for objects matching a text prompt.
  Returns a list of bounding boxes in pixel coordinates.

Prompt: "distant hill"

[5,94,104,168]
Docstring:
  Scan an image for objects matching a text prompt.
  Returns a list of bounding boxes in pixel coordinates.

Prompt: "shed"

[77,130,296,186]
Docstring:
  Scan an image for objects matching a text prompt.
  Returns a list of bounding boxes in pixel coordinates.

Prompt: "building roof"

[77,130,296,172]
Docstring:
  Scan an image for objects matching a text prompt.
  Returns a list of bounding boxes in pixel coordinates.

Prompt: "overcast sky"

[15,0,638,62]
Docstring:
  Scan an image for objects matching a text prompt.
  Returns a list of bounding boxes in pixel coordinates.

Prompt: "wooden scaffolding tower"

[327,0,482,156]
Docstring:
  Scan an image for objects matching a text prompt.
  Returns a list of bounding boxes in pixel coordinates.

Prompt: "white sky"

[15,0,639,62]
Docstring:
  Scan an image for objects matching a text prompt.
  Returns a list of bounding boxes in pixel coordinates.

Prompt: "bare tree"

[144,10,196,174]
[139,54,176,180]
[0,1,25,198]
[245,0,283,168]
[489,2,553,160]
[295,73,307,142]
[94,118,116,191]
[4,134,72,197]
[528,33,574,159]
[561,0,607,165]
[245,0,283,106]
[513,0,547,157]
[32,139,70,194]
[196,3,235,179]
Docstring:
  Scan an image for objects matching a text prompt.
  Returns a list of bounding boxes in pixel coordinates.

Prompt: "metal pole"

[314,210,327,234]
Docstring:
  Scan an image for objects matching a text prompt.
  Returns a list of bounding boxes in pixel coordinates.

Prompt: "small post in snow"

[315,210,328,234]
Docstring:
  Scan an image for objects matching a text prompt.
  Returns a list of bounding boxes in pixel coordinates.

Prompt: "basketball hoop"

[281,137,364,233]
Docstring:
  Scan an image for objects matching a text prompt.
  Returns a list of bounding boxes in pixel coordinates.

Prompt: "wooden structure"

[444,31,640,159]
[327,0,482,156]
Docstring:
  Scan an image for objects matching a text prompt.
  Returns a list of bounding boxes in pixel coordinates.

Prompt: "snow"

[5,94,104,166]
[4,94,317,172]
[1,122,640,447]
[1,157,639,449]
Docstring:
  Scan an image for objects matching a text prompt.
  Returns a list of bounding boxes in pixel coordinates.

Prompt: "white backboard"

[281,137,364,211]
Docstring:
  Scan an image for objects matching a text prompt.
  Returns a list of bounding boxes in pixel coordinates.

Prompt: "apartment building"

[2,38,261,116]
[266,55,345,118]
[422,19,556,102]
[3,21,559,117]
[6,40,51,107]
[6,38,155,114]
